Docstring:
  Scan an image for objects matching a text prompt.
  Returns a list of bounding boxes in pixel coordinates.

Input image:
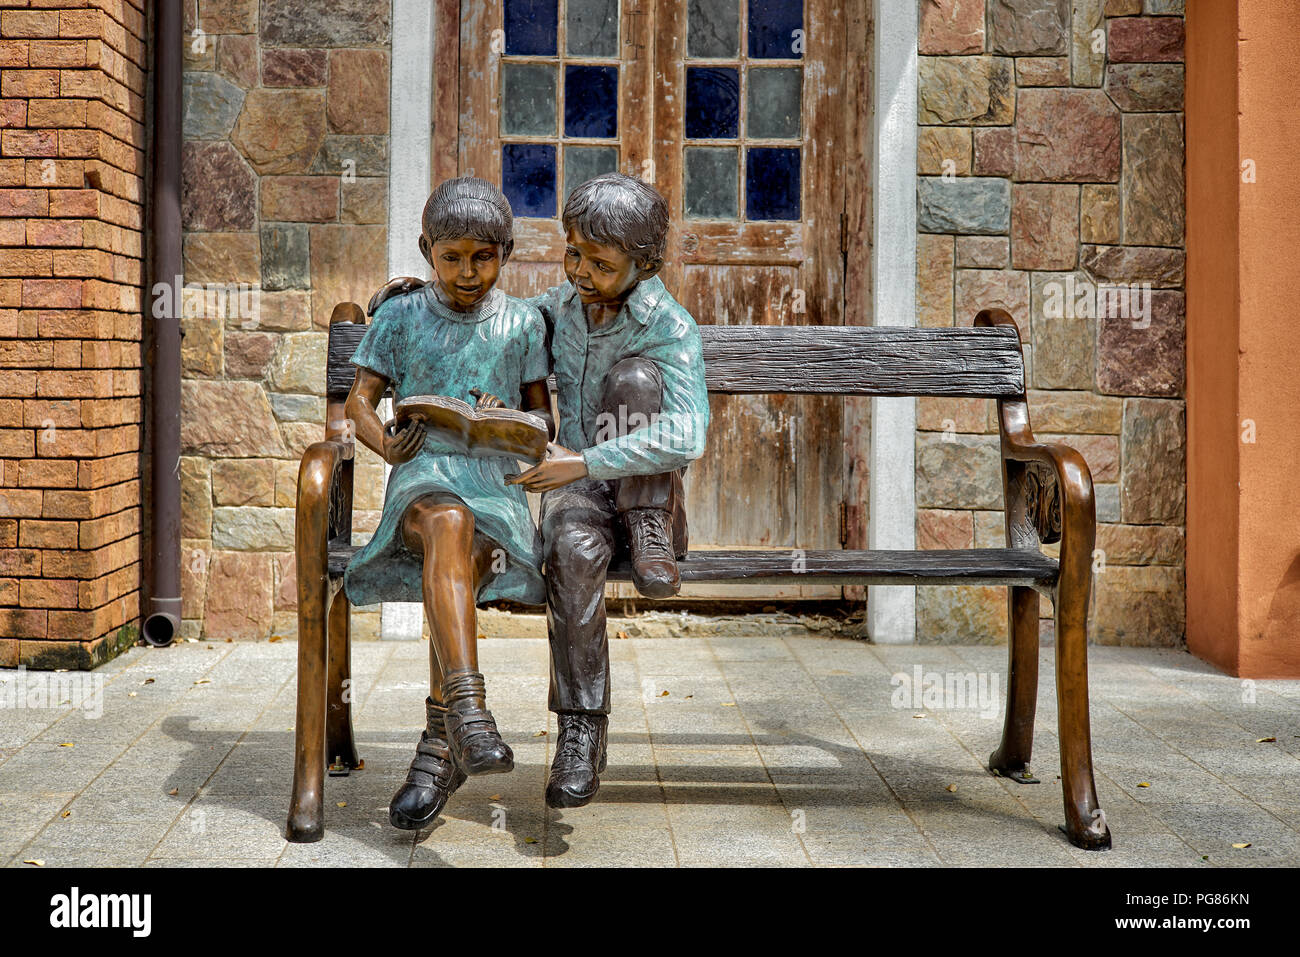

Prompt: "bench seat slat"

[327,322,1026,400]
[327,545,1056,588]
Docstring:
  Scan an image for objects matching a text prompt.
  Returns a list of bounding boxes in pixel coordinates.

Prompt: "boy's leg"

[540,481,617,807]
[600,357,688,596]
[541,480,617,715]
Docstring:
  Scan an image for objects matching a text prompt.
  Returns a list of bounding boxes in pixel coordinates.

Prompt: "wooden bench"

[287,303,1111,851]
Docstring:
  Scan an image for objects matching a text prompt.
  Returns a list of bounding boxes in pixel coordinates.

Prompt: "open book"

[393,394,549,463]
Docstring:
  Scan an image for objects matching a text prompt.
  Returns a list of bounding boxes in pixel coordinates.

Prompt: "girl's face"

[424,236,502,311]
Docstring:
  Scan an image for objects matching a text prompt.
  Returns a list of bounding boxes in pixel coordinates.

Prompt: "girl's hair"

[563,172,668,268]
[422,176,515,258]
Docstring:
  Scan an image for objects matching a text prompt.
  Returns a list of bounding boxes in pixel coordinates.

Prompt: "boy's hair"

[562,172,668,268]
[422,176,515,259]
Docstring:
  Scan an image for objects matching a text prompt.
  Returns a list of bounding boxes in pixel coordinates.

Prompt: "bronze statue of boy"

[510,173,711,808]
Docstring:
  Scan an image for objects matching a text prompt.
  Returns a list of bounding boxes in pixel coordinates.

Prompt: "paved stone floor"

[2,635,1299,867]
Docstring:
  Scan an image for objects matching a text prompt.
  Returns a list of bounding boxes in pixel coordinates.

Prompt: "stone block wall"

[914,0,1186,645]
[178,0,391,640]
[0,0,147,668]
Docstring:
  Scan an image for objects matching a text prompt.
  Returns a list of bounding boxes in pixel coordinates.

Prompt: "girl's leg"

[401,493,512,775]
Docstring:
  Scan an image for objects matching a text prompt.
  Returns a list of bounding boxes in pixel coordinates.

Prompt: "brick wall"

[178,0,390,640]
[913,0,1186,645]
[0,0,147,668]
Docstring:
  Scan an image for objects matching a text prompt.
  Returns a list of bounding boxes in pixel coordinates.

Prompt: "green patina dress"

[343,284,549,608]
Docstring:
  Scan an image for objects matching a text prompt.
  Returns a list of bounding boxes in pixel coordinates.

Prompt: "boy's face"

[564,227,658,306]
[422,236,502,310]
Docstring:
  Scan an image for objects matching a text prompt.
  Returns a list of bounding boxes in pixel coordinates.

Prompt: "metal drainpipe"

[142,0,182,645]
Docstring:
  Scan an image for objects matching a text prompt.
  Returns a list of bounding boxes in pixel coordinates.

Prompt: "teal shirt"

[528,277,709,479]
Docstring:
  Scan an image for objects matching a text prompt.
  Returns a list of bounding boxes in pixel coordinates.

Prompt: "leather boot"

[441,669,514,775]
[389,697,468,830]
[545,712,608,809]
[623,507,681,598]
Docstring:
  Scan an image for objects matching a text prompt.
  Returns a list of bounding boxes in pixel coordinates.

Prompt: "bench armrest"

[975,309,1096,589]
[296,440,352,592]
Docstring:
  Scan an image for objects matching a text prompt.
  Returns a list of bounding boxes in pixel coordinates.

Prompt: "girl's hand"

[382,417,425,464]
[470,388,505,410]
[505,443,588,492]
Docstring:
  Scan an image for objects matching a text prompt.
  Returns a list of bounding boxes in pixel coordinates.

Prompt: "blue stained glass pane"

[503,143,557,218]
[505,0,558,56]
[746,147,800,220]
[565,65,618,138]
[748,0,803,59]
[685,67,739,139]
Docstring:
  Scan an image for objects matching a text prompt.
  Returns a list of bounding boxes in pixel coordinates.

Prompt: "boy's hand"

[469,387,505,410]
[507,443,588,491]
[382,417,425,464]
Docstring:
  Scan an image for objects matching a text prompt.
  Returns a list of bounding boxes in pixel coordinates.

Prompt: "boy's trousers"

[540,356,688,715]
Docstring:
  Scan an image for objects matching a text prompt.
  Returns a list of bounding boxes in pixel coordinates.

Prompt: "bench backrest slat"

[327,321,1025,400]
[699,324,1023,397]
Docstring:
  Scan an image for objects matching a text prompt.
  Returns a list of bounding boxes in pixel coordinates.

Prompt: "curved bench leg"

[326,589,362,775]
[989,584,1040,783]
[1055,582,1111,850]
[287,579,329,843]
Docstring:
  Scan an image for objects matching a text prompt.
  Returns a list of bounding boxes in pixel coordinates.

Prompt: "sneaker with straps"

[623,506,681,598]
[545,711,608,809]
[389,697,468,830]
[441,669,514,775]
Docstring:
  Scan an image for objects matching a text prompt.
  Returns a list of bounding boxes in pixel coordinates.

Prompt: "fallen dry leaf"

[225,638,233,643]
[532,730,547,737]
[946,784,958,793]
[1257,736,1277,743]
[489,794,501,801]
[720,702,736,707]
[167,788,179,796]
[615,631,630,640]
[337,801,347,808]
[685,695,693,699]
[61,810,70,818]
[524,837,538,844]
[143,678,155,685]
[477,633,487,641]
[268,635,282,643]
[658,690,669,697]
[193,679,210,685]
[59,742,73,748]
[23,859,43,867]
[913,713,927,719]
[1232,842,1252,849]
[1137,782,1151,788]
[127,691,137,698]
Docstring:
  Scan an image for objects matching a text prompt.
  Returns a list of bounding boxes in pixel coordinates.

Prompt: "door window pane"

[564,146,619,202]
[503,143,557,218]
[748,0,802,59]
[685,147,738,219]
[505,0,559,56]
[565,65,619,138]
[501,63,558,136]
[686,67,739,139]
[746,146,800,220]
[567,0,619,57]
[688,0,739,58]
[746,67,800,139]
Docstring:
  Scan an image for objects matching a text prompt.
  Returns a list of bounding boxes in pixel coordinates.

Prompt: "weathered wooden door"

[443,0,656,298]
[438,0,869,598]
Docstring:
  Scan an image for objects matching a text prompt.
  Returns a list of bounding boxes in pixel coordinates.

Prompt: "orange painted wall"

[1187,0,1300,677]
